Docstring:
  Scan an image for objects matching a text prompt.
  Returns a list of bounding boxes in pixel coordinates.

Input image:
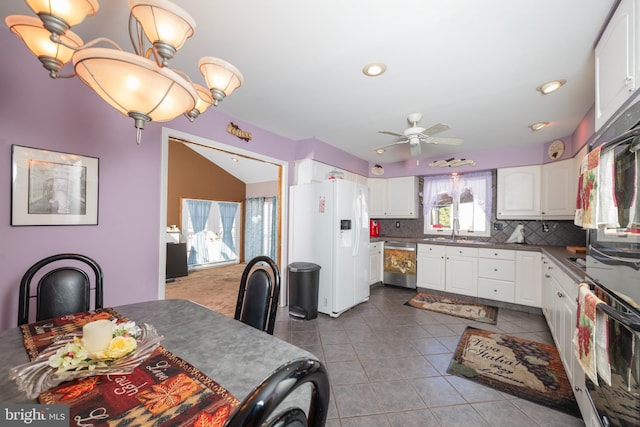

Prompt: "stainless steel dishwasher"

[383,241,417,289]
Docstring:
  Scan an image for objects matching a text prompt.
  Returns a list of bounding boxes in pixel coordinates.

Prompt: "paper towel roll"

[507,224,525,243]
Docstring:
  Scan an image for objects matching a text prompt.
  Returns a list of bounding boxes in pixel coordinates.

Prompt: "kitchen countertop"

[372,236,589,283]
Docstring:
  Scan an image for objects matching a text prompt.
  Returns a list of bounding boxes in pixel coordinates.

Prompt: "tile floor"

[272,285,586,427]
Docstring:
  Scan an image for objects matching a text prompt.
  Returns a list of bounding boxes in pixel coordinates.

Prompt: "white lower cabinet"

[478,248,515,303]
[540,255,598,424]
[416,244,478,295]
[369,242,383,285]
[445,246,479,297]
[417,244,446,291]
[515,251,542,306]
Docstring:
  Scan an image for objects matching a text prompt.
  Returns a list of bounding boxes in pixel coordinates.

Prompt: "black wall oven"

[584,92,640,427]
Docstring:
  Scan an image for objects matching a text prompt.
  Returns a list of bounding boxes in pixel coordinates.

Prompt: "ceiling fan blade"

[421,123,451,136]
[373,139,409,151]
[427,136,464,145]
[378,130,405,137]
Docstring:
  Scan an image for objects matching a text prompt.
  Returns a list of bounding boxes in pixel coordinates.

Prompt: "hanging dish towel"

[575,283,610,385]
[575,147,601,228]
[597,147,619,228]
[626,150,640,233]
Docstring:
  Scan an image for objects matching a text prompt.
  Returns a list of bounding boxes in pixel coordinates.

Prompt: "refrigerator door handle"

[353,196,360,256]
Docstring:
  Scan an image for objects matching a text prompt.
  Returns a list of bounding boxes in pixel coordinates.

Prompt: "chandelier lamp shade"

[6,15,83,77]
[5,0,244,144]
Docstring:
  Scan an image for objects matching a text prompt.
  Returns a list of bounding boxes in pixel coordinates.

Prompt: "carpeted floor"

[165,263,246,318]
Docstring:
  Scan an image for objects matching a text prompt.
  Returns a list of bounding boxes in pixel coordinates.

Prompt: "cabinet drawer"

[418,244,446,257]
[479,258,515,281]
[478,278,515,303]
[478,248,515,260]
[446,246,479,257]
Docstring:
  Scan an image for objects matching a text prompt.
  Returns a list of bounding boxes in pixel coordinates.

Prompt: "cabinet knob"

[557,292,564,298]
[493,289,497,292]
[494,268,498,272]
[545,274,551,278]
[574,386,581,392]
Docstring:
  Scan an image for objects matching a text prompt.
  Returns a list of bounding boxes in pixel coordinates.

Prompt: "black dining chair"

[234,256,281,335]
[18,253,104,326]
[224,358,330,427]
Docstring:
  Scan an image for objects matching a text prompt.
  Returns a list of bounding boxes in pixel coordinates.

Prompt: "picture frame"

[11,145,99,226]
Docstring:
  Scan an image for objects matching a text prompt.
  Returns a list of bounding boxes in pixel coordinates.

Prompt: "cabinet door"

[368,178,387,218]
[369,243,382,285]
[595,0,637,130]
[417,253,446,291]
[541,159,578,219]
[515,251,542,307]
[497,165,541,219]
[386,177,419,218]
[445,255,478,296]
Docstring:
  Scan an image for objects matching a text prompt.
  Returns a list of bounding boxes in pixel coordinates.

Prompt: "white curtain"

[186,199,213,265]
[219,202,238,260]
[244,197,264,259]
[458,171,492,218]
[244,196,278,260]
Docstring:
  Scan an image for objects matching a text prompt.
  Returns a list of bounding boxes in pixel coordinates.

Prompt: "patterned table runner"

[19,309,240,427]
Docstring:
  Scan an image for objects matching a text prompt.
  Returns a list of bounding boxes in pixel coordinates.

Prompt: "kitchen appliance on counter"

[370,219,380,237]
[289,180,370,317]
[383,241,417,289]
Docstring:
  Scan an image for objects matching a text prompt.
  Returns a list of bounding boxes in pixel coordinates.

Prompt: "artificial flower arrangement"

[48,320,142,373]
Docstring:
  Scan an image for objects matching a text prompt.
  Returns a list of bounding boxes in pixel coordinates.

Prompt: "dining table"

[0,299,319,423]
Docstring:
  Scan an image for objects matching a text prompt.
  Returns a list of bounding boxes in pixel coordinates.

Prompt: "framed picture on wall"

[11,145,99,226]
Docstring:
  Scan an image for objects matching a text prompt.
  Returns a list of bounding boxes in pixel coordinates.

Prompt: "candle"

[83,319,113,354]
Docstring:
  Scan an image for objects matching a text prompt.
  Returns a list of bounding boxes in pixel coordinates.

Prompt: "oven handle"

[589,246,640,270]
[384,246,416,252]
[597,304,640,332]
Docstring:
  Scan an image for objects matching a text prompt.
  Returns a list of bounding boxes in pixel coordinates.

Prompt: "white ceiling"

[181,141,280,184]
[2,0,617,168]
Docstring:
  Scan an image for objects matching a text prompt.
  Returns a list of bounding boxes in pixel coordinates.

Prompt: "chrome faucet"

[451,218,460,239]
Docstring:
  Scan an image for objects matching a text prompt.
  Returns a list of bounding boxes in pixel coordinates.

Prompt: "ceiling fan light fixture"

[362,62,386,77]
[537,79,566,95]
[529,121,549,131]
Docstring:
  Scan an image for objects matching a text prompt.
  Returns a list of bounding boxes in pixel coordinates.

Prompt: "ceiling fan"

[375,113,463,157]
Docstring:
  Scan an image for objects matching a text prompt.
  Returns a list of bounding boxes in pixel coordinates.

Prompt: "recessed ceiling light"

[529,122,549,131]
[375,148,385,154]
[232,157,239,162]
[363,63,387,77]
[537,80,566,95]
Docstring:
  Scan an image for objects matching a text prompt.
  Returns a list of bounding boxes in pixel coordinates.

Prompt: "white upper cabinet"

[540,158,578,219]
[368,176,419,218]
[497,165,541,219]
[497,159,576,220]
[595,0,639,130]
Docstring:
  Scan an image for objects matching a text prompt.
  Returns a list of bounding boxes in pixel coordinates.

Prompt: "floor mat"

[447,326,581,418]
[405,292,498,324]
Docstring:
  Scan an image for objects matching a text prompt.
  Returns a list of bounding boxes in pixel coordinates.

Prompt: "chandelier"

[6,0,244,143]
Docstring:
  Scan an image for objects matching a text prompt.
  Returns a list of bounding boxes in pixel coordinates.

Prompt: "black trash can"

[288,262,321,320]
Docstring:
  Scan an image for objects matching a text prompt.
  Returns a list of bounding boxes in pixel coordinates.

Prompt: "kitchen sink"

[422,238,493,245]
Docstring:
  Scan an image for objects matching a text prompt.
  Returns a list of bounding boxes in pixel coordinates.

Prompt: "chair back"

[18,253,103,326]
[235,256,280,334]
[225,358,329,427]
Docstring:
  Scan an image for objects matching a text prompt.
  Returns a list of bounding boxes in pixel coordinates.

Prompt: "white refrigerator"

[289,180,370,317]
